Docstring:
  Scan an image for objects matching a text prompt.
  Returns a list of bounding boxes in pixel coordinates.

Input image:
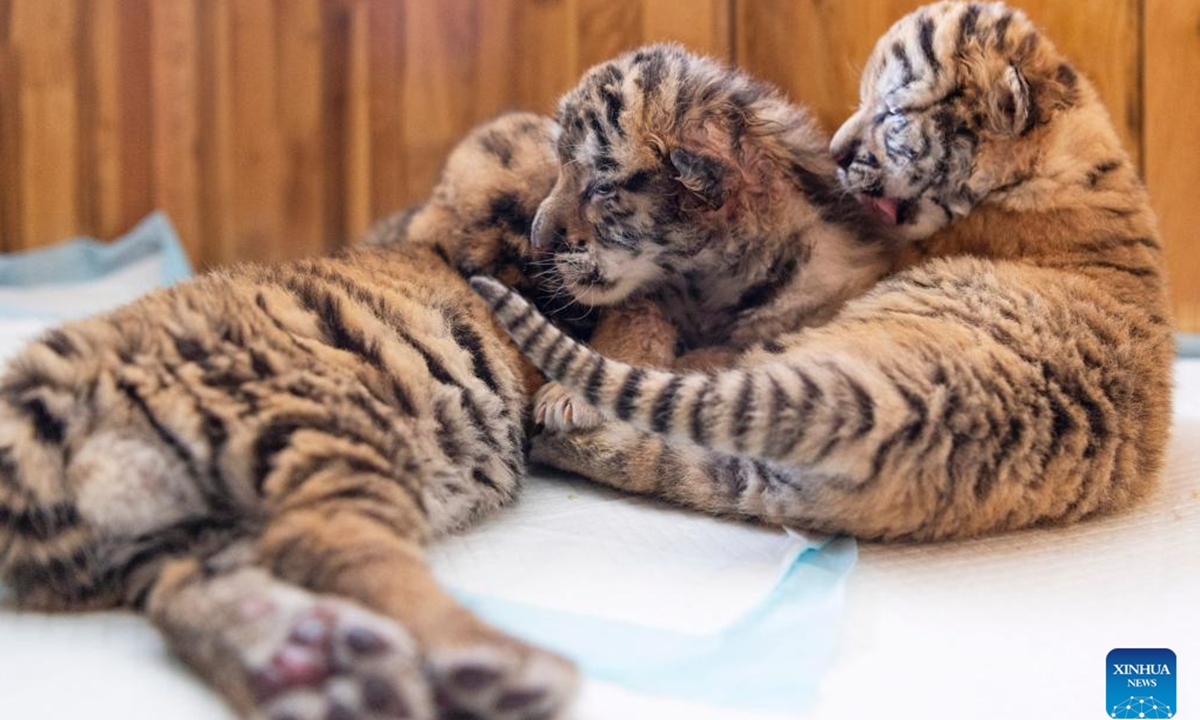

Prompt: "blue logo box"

[1107,648,1176,718]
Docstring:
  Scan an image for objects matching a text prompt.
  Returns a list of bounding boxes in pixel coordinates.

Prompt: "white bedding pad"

[429,471,813,635]
[812,360,1200,720]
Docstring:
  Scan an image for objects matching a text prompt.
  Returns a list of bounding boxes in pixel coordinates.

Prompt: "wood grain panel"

[150,0,200,262]
[644,0,731,59]
[1145,0,1200,331]
[736,0,1141,163]
[11,0,79,248]
[401,0,483,217]
[0,0,731,265]
[116,0,153,239]
[365,0,406,234]
[85,0,130,241]
[510,0,574,111]
[0,0,22,245]
[276,0,327,262]
[226,0,280,263]
[196,0,233,267]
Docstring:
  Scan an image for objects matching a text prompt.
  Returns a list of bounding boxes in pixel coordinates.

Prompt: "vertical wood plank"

[737,0,855,122]
[344,0,371,241]
[473,1,522,120]
[226,0,281,262]
[83,0,125,240]
[197,0,235,268]
[73,0,95,239]
[318,0,351,255]
[150,0,201,261]
[276,0,328,257]
[366,0,407,225]
[11,0,79,248]
[576,0,642,69]
[402,0,483,202]
[1145,0,1200,331]
[0,0,22,249]
[116,0,153,236]
[643,0,731,59]
[512,0,575,113]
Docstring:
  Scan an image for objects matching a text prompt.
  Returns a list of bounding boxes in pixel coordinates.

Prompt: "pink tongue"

[869,197,900,225]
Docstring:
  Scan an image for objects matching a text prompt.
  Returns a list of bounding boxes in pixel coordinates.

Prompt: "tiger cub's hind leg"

[261,506,578,720]
[148,552,431,720]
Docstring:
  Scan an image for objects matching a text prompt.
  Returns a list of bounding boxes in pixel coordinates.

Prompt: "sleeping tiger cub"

[0,113,580,720]
[473,1,1173,541]
[527,43,899,429]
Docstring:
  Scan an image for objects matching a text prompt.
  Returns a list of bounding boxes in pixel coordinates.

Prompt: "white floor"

[1,362,1197,720]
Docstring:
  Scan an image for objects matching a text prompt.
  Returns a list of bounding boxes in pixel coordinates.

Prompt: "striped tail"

[469,276,885,467]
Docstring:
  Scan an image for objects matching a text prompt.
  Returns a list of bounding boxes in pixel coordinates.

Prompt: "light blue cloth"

[0,211,191,320]
[0,212,858,715]
[460,538,856,714]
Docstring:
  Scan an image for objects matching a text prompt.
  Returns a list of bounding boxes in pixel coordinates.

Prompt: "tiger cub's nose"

[834,139,861,170]
[531,204,569,252]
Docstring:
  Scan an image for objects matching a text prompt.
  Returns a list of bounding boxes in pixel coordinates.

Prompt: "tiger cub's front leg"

[529,423,823,527]
[533,297,677,432]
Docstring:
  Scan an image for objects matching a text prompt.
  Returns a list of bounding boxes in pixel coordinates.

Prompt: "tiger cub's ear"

[992,59,1080,136]
[993,64,1032,135]
[668,147,730,210]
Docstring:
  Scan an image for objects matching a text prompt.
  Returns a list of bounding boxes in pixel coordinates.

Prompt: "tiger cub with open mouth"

[474,2,1172,541]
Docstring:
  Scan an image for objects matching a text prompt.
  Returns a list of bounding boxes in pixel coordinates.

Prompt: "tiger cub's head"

[534,43,839,305]
[831,2,1085,240]
[366,113,599,337]
[374,112,560,282]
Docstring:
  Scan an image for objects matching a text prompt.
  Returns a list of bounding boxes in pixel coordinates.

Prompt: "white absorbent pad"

[0,213,856,719]
[430,470,854,713]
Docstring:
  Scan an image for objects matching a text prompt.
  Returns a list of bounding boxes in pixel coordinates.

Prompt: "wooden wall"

[0,0,1196,329]
[1144,0,1200,331]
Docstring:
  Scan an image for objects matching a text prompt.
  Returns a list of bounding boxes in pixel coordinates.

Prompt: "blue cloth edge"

[453,536,858,714]
[0,211,192,289]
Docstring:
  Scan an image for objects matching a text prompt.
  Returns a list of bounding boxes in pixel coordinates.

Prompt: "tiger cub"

[527,43,899,429]
[0,113,578,720]
[472,2,1173,542]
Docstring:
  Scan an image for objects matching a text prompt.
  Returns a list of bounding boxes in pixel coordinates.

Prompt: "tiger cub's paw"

[426,637,579,720]
[243,595,433,720]
[533,382,604,433]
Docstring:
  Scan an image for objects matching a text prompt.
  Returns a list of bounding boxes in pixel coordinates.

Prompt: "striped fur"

[0,113,578,720]
[473,3,1173,542]
[535,43,897,353]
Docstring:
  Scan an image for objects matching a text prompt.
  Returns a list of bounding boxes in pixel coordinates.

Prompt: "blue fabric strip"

[0,211,191,319]
[455,537,857,714]
[0,211,190,286]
